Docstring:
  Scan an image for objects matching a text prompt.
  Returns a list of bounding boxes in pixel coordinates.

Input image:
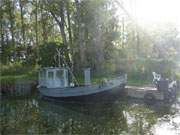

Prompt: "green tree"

[38,42,60,67]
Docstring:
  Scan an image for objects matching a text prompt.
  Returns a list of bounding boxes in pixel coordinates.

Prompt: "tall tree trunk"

[66,1,73,48]
[0,8,4,53]
[66,1,73,69]
[122,17,125,48]
[49,2,71,67]
[19,0,25,47]
[34,0,39,63]
[134,25,140,58]
[0,22,4,50]
[35,0,38,46]
[40,3,47,43]
[94,14,104,72]
[8,0,16,58]
[41,14,47,42]
[59,2,67,48]
[74,0,85,66]
[84,26,88,52]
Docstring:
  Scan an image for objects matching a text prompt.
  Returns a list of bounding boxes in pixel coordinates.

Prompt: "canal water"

[1,94,180,135]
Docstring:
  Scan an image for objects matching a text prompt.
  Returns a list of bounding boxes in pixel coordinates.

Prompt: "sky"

[119,0,180,30]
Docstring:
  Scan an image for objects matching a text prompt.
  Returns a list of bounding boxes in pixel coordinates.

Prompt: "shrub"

[1,62,34,76]
[114,58,178,83]
[1,62,39,82]
[38,42,61,67]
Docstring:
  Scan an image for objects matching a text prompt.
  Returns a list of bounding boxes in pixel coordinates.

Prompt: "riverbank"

[0,76,149,98]
[1,75,37,97]
[0,63,38,97]
[1,62,179,97]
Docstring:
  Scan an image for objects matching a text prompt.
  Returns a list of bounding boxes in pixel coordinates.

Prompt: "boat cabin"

[38,67,92,88]
[38,67,69,88]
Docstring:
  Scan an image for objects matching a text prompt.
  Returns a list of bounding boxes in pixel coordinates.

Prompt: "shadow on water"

[1,93,180,135]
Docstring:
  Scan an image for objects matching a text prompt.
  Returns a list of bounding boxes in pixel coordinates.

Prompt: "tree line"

[1,0,179,75]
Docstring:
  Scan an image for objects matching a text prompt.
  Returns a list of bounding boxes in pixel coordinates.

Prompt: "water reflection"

[1,95,180,135]
[152,103,180,135]
[39,100,129,134]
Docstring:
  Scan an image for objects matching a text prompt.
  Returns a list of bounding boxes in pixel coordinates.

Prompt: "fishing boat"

[38,48,127,102]
[38,67,127,102]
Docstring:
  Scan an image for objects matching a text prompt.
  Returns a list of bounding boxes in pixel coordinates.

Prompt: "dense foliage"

[38,42,60,67]
[0,0,179,82]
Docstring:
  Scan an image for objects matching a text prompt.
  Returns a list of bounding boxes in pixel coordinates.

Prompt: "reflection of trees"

[39,100,129,134]
[124,103,158,135]
[1,99,125,134]
[1,98,168,135]
[1,99,40,134]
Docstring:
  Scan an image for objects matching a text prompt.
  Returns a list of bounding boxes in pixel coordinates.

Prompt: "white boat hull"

[38,75,127,101]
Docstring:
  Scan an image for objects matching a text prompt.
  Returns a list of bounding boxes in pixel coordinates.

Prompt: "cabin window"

[56,70,64,78]
[40,70,45,79]
[39,71,42,79]
[48,71,54,79]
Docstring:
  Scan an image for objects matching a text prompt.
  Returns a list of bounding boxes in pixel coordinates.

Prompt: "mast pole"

[56,48,61,67]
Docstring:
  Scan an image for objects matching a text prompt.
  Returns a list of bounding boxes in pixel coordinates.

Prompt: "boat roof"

[40,67,68,71]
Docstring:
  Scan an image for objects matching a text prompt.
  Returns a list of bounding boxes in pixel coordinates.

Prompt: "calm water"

[1,93,180,135]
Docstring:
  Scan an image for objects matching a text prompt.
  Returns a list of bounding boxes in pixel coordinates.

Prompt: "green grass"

[0,72,38,85]
[1,62,155,87]
[127,78,151,86]
[0,63,38,85]
[76,75,150,86]
[1,73,150,86]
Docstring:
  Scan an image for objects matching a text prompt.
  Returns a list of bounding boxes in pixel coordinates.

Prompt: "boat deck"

[125,85,164,100]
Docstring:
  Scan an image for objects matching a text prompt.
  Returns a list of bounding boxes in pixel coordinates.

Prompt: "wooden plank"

[125,85,164,100]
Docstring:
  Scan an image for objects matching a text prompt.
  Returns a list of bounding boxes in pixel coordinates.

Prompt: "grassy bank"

[127,78,151,86]
[0,63,38,86]
[76,73,151,86]
[0,64,154,87]
[0,63,38,96]
[1,60,179,87]
[0,73,37,85]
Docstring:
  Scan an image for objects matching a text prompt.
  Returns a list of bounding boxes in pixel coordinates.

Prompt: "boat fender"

[70,82,75,87]
[37,85,40,88]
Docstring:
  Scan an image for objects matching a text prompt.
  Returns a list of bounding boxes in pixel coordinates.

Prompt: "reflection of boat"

[38,67,127,101]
